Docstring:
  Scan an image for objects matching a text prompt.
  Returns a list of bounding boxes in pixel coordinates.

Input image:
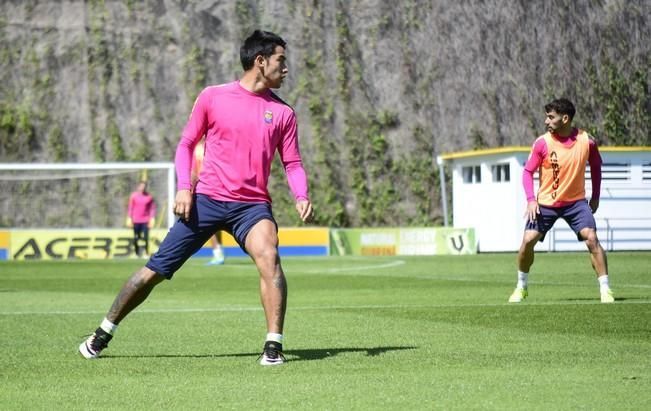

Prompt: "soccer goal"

[0,162,176,229]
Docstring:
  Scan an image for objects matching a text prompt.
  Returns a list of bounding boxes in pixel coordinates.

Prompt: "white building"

[438,147,651,252]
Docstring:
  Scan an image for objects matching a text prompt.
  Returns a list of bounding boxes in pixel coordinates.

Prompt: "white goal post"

[0,162,176,229]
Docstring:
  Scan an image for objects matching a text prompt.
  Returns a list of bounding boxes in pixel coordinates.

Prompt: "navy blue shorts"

[146,194,276,278]
[525,200,597,242]
[132,223,149,239]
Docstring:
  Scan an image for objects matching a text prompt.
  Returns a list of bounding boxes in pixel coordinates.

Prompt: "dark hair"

[544,98,576,120]
[240,30,286,71]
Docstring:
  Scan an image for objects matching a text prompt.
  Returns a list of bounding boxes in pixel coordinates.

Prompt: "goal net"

[0,162,176,229]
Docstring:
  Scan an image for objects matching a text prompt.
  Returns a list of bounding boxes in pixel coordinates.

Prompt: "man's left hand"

[589,198,599,214]
[295,199,313,223]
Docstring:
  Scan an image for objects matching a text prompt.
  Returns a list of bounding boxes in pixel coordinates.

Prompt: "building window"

[643,162,651,181]
[491,163,510,182]
[597,162,630,181]
[462,165,481,184]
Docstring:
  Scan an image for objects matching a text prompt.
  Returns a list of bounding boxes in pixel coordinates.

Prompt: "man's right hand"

[524,200,540,223]
[174,189,193,222]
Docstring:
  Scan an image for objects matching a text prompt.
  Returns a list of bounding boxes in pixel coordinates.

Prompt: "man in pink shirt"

[126,181,157,258]
[508,98,613,304]
[80,30,313,365]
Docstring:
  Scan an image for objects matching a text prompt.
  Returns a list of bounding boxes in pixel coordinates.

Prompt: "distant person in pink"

[80,30,313,366]
[126,181,156,258]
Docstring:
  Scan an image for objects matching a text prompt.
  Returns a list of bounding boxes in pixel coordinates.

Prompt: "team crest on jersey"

[264,110,273,124]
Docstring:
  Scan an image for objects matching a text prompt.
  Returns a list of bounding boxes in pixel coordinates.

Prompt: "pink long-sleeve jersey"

[175,81,309,203]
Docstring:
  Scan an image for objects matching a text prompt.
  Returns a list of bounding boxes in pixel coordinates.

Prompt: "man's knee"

[579,229,603,253]
[133,266,165,287]
[521,230,542,249]
[252,244,279,266]
[246,220,279,260]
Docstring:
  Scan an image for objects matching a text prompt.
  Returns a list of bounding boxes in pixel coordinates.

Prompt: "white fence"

[545,187,651,251]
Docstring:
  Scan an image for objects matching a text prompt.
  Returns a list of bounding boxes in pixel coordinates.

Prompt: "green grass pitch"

[1,252,650,410]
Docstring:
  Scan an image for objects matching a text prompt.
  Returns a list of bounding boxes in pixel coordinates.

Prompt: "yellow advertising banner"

[10,229,169,260]
[4,227,332,261]
[0,231,9,260]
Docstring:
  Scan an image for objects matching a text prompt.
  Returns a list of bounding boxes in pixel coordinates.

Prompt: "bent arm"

[522,138,546,202]
[127,194,135,218]
[279,113,309,201]
[284,160,309,201]
[175,90,209,191]
[149,199,157,219]
[522,168,536,202]
[588,138,602,202]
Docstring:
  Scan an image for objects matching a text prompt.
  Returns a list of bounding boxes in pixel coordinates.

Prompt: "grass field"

[1,252,650,410]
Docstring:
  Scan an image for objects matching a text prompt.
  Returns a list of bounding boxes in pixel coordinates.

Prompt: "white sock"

[266,333,283,344]
[212,247,222,257]
[598,275,610,292]
[517,271,528,289]
[100,317,118,335]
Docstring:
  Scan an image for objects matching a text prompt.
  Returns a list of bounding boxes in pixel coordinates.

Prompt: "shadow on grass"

[287,346,417,361]
[104,345,417,361]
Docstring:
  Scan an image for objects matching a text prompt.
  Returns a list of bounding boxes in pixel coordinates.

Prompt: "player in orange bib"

[508,98,614,304]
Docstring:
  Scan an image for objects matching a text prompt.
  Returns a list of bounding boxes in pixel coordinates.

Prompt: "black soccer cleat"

[79,327,113,359]
[259,340,285,365]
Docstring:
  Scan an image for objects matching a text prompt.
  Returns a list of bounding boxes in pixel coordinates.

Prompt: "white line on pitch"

[181,259,651,289]
[408,275,651,289]
[304,259,407,273]
[1,299,649,316]
[218,259,407,273]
